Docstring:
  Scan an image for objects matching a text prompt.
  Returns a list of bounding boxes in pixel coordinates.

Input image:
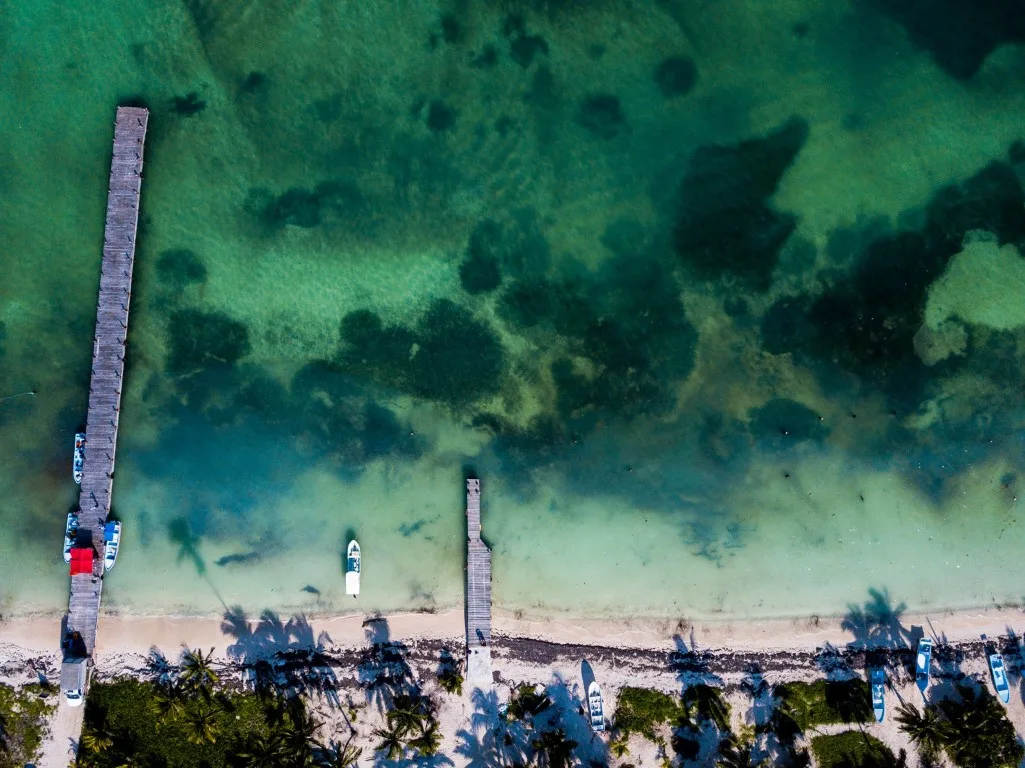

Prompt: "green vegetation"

[436,654,464,696]
[810,731,900,768]
[682,683,731,731]
[0,682,56,768]
[506,683,552,721]
[531,727,577,768]
[613,687,682,740]
[773,679,871,731]
[896,686,1024,768]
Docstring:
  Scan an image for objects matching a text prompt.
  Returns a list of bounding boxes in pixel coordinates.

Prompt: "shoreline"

[2,604,1022,659]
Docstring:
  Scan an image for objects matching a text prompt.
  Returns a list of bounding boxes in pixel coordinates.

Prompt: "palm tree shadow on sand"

[219,607,338,705]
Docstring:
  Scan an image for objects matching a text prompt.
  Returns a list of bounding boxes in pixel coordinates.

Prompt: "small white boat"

[63,512,79,564]
[73,433,86,484]
[916,637,933,693]
[345,540,360,596]
[870,668,886,722]
[990,653,1010,704]
[588,681,605,732]
[103,520,121,572]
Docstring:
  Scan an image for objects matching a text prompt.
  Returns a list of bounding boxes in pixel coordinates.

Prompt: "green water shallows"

[2,0,1025,623]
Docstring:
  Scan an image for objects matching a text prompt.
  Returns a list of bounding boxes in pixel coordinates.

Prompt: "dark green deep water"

[2,0,1025,620]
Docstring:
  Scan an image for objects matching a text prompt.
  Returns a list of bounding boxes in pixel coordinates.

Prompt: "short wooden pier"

[465,478,493,685]
[65,106,148,658]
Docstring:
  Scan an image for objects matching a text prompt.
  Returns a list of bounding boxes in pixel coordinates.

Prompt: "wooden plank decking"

[465,478,493,685]
[66,106,148,657]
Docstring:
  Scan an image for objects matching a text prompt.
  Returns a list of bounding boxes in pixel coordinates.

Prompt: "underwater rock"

[166,309,251,375]
[253,181,365,230]
[865,0,1025,79]
[673,117,809,290]
[654,55,698,98]
[440,13,464,44]
[576,94,627,140]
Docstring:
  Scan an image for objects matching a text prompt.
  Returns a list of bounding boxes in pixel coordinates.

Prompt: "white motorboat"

[103,520,121,572]
[73,433,86,484]
[916,637,933,693]
[345,539,360,596]
[990,653,1010,704]
[870,668,885,722]
[588,681,605,732]
[63,512,79,564]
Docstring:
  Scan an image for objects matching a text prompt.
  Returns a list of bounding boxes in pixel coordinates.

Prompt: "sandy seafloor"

[2,0,1025,625]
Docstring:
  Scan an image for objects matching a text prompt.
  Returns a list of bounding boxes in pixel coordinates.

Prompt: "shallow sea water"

[2,0,1025,623]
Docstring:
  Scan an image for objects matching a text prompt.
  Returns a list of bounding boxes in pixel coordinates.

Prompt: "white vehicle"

[345,540,360,596]
[61,657,88,707]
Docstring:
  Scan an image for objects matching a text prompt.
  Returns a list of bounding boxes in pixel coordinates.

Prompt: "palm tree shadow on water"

[167,514,228,611]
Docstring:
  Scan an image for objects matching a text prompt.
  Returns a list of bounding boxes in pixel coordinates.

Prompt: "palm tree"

[150,683,186,721]
[238,732,287,768]
[717,735,766,768]
[280,702,321,755]
[184,701,223,745]
[408,719,443,757]
[531,728,577,768]
[180,646,220,694]
[386,694,428,738]
[895,702,946,758]
[609,734,630,758]
[316,734,363,768]
[374,726,404,761]
[81,726,116,754]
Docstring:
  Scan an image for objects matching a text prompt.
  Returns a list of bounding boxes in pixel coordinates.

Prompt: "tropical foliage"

[895,686,1023,768]
[612,687,681,740]
[810,731,901,768]
[0,682,55,768]
[372,692,443,761]
[773,679,871,731]
[78,679,327,768]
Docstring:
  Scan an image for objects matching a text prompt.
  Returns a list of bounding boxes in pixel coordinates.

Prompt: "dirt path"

[34,699,82,768]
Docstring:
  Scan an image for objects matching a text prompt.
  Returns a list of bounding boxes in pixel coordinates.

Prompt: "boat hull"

[103,521,121,573]
[990,654,1010,704]
[915,638,933,692]
[588,681,605,732]
[345,540,360,596]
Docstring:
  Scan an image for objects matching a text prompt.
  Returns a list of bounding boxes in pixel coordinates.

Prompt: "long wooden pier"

[65,107,148,658]
[465,478,493,685]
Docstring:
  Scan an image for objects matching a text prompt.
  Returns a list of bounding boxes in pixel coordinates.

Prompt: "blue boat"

[870,668,886,722]
[103,520,121,572]
[990,653,1010,704]
[915,637,933,692]
[73,433,86,485]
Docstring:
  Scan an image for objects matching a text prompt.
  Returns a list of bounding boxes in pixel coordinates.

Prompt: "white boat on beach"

[103,520,121,572]
[588,681,605,732]
[870,668,885,722]
[345,539,360,596]
[73,433,86,484]
[63,512,79,564]
[990,653,1010,704]
[916,637,933,693]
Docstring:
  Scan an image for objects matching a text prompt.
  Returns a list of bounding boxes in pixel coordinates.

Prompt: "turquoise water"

[3,1,1025,622]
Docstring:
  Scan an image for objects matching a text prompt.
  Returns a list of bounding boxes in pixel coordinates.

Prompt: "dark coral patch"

[748,399,827,448]
[166,309,251,375]
[673,117,809,290]
[338,301,505,407]
[156,249,207,288]
[249,181,365,231]
[503,14,549,68]
[426,100,457,132]
[459,250,502,294]
[576,94,627,140]
[866,0,1025,79]
[654,55,698,98]
[171,92,206,116]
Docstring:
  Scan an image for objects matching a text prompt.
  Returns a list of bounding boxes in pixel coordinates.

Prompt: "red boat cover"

[69,548,93,576]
